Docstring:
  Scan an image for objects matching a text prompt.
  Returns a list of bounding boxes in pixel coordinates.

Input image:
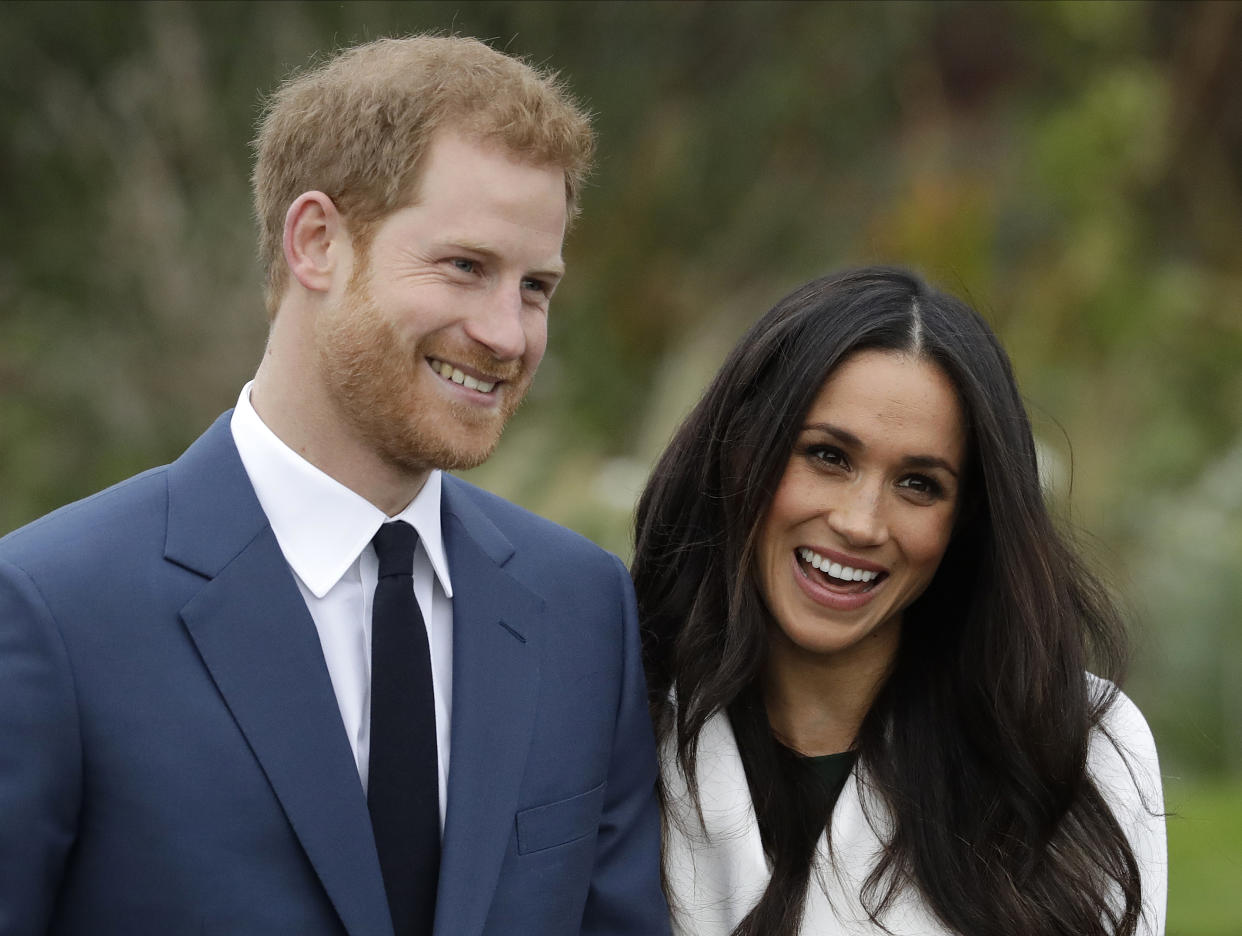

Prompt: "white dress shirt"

[230,382,454,827]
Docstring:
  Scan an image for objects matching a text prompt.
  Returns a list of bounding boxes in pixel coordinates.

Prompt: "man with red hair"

[0,35,667,936]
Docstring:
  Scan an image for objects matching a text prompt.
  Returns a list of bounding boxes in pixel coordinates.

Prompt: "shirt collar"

[229,381,453,600]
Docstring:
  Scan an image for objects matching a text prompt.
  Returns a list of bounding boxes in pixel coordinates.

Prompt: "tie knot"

[373,521,417,578]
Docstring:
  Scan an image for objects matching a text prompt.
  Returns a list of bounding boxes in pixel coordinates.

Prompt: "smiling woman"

[762,352,963,655]
[632,267,1166,936]
[758,351,965,758]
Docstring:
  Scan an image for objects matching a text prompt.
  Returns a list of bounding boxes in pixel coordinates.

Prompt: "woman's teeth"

[797,547,879,584]
[430,359,496,393]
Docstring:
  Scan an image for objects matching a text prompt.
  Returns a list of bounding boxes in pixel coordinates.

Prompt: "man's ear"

[282,191,344,294]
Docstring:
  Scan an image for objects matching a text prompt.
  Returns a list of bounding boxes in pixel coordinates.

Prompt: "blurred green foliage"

[2,2,1241,923]
[1166,776,1242,934]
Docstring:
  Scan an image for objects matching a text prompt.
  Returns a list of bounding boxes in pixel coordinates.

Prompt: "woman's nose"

[826,486,888,548]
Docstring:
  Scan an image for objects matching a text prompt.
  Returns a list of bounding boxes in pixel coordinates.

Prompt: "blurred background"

[2,1,1239,928]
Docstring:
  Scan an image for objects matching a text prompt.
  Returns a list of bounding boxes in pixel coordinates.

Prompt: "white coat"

[662,679,1165,935]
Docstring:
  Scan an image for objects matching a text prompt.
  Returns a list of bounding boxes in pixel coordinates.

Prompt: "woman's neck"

[763,623,898,757]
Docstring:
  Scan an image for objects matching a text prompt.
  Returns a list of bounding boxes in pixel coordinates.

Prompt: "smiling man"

[0,36,668,936]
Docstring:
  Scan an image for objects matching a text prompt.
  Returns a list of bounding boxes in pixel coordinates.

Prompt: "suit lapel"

[434,479,543,936]
[167,415,391,936]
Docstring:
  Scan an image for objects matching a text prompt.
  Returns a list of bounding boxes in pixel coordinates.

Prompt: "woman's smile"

[792,545,888,610]
[758,349,965,666]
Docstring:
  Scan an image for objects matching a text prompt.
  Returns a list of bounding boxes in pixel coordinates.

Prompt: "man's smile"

[428,357,500,394]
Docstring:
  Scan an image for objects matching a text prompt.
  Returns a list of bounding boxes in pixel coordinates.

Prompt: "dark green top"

[768,743,858,846]
[780,746,857,820]
[799,749,856,799]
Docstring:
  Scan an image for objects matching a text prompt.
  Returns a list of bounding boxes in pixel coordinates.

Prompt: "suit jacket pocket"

[515,781,606,855]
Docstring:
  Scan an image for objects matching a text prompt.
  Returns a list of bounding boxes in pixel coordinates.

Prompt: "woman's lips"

[791,549,887,611]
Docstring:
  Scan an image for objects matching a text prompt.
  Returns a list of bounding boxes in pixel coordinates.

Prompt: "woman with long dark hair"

[633,267,1165,935]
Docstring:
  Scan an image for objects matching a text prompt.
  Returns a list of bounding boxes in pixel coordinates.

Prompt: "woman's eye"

[898,475,943,499]
[808,445,848,469]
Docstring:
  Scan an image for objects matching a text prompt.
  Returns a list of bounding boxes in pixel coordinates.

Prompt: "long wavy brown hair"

[634,267,1143,936]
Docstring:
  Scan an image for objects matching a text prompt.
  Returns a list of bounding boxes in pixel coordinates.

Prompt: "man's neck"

[249,352,428,518]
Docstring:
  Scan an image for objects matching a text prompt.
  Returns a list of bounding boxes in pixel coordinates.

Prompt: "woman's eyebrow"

[803,422,862,447]
[901,454,959,479]
[804,423,959,478]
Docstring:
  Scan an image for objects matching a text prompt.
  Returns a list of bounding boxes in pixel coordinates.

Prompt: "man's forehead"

[403,127,570,201]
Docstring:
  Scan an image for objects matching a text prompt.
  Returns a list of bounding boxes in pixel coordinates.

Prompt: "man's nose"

[463,286,527,361]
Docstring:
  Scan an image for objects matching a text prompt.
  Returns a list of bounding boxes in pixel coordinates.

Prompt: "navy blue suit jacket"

[0,414,669,936]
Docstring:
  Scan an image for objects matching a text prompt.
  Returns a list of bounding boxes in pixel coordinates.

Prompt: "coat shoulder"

[442,474,622,574]
[0,465,170,573]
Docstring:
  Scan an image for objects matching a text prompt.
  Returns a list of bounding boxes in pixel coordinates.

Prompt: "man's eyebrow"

[802,422,959,478]
[532,261,566,281]
[441,239,565,278]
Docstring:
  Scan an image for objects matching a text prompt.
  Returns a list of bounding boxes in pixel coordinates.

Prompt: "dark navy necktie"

[369,521,439,936]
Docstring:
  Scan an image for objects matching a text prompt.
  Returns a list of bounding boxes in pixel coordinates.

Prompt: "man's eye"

[522,277,550,295]
[450,258,476,273]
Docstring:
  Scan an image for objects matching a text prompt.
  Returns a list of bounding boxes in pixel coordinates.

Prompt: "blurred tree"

[1,0,1239,780]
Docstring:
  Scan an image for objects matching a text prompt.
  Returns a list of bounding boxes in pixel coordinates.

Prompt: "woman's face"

[757,349,966,671]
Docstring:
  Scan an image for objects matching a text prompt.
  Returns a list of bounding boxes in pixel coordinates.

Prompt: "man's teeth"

[430,359,495,393]
[797,547,879,583]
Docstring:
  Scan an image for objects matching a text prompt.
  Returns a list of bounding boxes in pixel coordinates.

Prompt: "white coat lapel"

[663,711,947,935]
